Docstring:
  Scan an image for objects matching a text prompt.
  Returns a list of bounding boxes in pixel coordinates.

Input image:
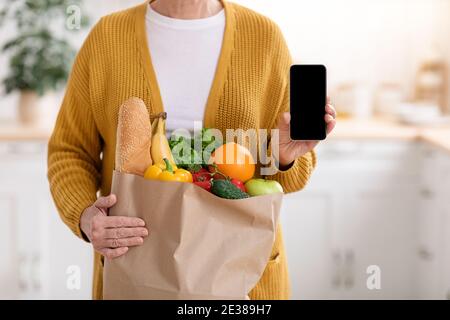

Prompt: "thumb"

[277,112,290,132]
[94,194,117,209]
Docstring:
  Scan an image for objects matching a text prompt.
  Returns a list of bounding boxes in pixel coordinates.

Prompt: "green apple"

[244,179,283,196]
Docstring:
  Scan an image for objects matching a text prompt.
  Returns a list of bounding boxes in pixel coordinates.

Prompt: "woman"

[48,0,336,300]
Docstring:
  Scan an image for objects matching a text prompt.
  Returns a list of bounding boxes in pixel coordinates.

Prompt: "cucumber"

[211,179,250,200]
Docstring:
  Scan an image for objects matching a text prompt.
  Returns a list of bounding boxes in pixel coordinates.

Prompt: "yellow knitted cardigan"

[47,0,316,300]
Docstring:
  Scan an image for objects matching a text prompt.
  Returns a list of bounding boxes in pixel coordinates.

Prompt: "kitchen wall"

[242,0,450,90]
[0,0,449,120]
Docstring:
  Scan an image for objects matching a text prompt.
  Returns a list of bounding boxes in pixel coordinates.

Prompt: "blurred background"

[0,0,449,299]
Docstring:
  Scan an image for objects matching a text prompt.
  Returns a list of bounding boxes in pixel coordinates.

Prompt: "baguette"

[115,97,152,176]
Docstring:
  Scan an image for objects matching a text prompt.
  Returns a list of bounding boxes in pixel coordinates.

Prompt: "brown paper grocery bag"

[103,170,282,300]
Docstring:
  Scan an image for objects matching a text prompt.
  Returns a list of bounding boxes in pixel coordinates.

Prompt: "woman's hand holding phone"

[277,97,336,168]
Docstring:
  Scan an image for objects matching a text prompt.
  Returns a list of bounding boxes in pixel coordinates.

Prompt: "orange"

[210,142,255,182]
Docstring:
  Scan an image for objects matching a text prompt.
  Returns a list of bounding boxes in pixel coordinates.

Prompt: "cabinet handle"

[417,247,434,261]
[344,249,355,289]
[31,254,42,291]
[18,254,28,292]
[321,143,362,157]
[3,143,46,156]
[331,249,342,288]
[420,188,434,199]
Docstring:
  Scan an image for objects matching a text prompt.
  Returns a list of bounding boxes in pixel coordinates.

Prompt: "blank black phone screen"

[290,65,326,140]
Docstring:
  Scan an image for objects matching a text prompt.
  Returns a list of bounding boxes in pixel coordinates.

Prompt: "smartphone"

[290,64,327,140]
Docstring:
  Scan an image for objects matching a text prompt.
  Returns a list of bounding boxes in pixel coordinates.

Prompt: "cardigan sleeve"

[47,31,102,240]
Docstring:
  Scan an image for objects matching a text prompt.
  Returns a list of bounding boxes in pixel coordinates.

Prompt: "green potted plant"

[0,0,89,124]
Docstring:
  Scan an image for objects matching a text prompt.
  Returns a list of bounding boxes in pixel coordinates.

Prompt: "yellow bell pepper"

[144,158,192,183]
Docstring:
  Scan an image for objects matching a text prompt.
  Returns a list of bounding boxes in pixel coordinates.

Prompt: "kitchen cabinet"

[281,192,333,299]
[332,193,417,299]
[443,166,450,300]
[327,141,419,300]
[0,193,19,299]
[281,140,450,300]
[416,146,450,299]
[0,141,93,299]
[438,171,450,301]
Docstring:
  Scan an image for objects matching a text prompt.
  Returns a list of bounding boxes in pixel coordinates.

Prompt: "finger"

[104,216,146,228]
[101,237,144,249]
[303,140,320,151]
[311,140,320,149]
[94,194,117,209]
[284,140,318,162]
[325,104,337,119]
[104,227,149,239]
[277,112,290,131]
[325,114,334,123]
[326,119,336,135]
[293,140,319,150]
[99,247,128,260]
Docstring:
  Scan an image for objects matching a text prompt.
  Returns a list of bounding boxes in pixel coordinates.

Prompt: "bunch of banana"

[150,112,175,165]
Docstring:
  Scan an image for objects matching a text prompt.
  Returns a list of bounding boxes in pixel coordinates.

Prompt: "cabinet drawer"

[0,142,46,157]
[0,142,47,183]
[316,141,419,160]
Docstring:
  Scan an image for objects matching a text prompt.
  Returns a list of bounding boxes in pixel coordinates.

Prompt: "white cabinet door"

[442,165,450,300]
[16,191,49,299]
[31,148,93,300]
[45,199,94,300]
[0,142,48,299]
[333,191,417,299]
[0,142,93,300]
[296,141,419,299]
[443,184,450,300]
[416,147,450,299]
[0,193,19,299]
[281,191,333,299]
[432,151,450,300]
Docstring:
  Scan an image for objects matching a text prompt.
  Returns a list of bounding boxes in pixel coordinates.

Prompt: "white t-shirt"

[145,4,225,132]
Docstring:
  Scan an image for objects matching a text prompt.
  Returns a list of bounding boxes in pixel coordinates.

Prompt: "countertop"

[0,117,450,154]
[328,117,450,154]
[418,127,450,155]
[0,121,53,141]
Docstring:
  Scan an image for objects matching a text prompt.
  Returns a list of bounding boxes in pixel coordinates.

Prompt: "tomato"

[230,178,246,192]
[194,181,212,192]
[193,168,212,182]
